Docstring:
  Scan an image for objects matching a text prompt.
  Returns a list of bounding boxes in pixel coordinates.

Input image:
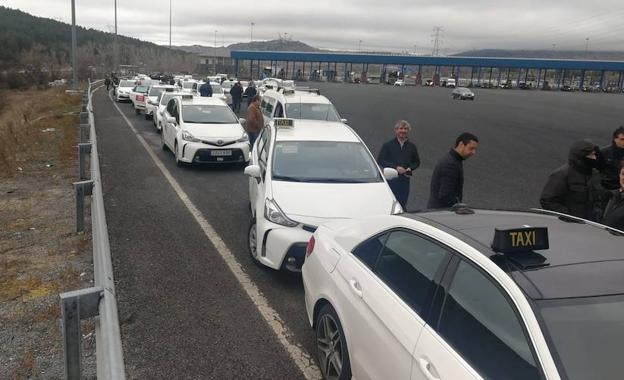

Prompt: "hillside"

[0,6,196,87]
[175,39,319,55]
[454,49,624,61]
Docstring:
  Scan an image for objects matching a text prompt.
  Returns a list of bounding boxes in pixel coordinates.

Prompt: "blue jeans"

[248,132,259,149]
[388,176,410,209]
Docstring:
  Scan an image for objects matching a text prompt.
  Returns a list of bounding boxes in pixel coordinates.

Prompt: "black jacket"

[602,190,624,230]
[428,149,464,209]
[377,138,420,173]
[199,82,212,97]
[230,84,243,101]
[244,86,257,99]
[598,143,624,190]
[540,140,604,220]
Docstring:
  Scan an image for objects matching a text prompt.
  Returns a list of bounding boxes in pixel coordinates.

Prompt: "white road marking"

[106,93,322,379]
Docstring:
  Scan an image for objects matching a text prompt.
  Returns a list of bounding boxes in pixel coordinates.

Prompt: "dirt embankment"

[0,88,96,379]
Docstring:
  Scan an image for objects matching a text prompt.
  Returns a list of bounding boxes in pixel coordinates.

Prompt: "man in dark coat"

[104,76,111,91]
[428,132,479,209]
[244,82,257,108]
[598,126,624,190]
[540,140,603,221]
[230,81,244,113]
[199,80,213,97]
[602,163,624,230]
[377,120,421,209]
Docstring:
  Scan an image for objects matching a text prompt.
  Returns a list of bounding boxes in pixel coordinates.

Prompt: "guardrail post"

[80,121,90,143]
[60,287,103,380]
[74,180,93,233]
[78,143,92,180]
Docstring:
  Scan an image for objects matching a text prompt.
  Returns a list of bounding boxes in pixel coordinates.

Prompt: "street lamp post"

[250,22,254,42]
[169,0,172,48]
[358,40,362,53]
[71,0,78,89]
[585,37,590,58]
[114,0,117,72]
[214,30,217,74]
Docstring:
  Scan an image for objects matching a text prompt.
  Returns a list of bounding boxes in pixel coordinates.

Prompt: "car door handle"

[349,279,362,298]
[418,358,440,380]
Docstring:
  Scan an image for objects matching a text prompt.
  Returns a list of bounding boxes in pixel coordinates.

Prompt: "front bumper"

[177,141,250,164]
[257,221,315,271]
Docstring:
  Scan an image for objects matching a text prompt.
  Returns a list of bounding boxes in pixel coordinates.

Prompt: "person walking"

[230,81,244,113]
[601,163,624,230]
[540,140,604,221]
[427,132,479,209]
[244,82,257,108]
[377,120,421,209]
[105,76,111,91]
[245,95,263,147]
[598,126,624,190]
[199,80,213,97]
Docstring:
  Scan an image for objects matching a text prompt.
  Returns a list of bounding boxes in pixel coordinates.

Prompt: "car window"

[374,230,449,315]
[181,105,238,124]
[352,233,388,269]
[264,101,274,117]
[437,260,540,380]
[274,102,284,118]
[256,129,267,157]
[284,103,341,122]
[166,99,176,115]
[258,128,271,173]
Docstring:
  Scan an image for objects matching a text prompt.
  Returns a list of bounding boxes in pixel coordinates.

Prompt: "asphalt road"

[94,84,622,378]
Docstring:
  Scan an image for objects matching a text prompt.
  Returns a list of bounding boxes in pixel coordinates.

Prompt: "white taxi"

[303,208,624,380]
[154,91,187,130]
[114,79,137,102]
[160,95,250,166]
[145,85,176,120]
[260,87,347,127]
[244,118,401,272]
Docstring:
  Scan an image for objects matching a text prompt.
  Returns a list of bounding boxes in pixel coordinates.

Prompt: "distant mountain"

[175,39,320,55]
[454,49,624,61]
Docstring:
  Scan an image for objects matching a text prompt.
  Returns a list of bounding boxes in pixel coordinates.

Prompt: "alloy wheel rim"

[249,223,257,259]
[317,314,343,380]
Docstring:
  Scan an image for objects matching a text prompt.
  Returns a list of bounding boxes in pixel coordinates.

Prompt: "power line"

[431,26,443,56]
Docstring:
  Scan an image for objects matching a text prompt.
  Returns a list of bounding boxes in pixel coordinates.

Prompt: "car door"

[335,229,451,380]
[412,258,544,380]
[249,128,269,212]
[163,98,178,149]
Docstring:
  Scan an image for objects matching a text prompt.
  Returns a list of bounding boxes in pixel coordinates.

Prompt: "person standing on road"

[602,163,624,230]
[377,120,421,209]
[598,126,624,190]
[427,132,479,209]
[199,80,213,97]
[540,140,604,221]
[245,95,263,147]
[230,81,244,113]
[105,76,111,91]
[244,82,257,108]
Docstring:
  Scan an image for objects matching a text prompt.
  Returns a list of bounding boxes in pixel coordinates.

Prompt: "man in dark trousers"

[104,76,111,91]
[230,81,244,113]
[540,139,604,221]
[377,120,421,209]
[199,80,212,97]
[598,126,624,190]
[427,132,479,209]
[243,82,257,108]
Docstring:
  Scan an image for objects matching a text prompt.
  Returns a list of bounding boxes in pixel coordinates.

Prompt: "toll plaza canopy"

[231,50,624,72]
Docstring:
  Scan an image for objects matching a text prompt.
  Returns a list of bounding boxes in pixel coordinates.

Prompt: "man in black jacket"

[244,82,257,108]
[540,140,603,221]
[598,126,624,190]
[230,82,244,113]
[377,120,421,209]
[427,133,479,209]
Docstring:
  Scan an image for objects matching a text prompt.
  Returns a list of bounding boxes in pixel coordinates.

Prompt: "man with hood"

[540,140,603,220]
[598,126,624,190]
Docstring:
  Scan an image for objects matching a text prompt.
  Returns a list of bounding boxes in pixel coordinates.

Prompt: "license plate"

[210,150,232,156]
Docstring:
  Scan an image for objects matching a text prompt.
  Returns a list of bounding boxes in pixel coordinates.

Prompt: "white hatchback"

[244,118,401,272]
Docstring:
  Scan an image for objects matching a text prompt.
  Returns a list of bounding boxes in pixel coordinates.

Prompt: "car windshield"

[538,294,624,380]
[149,87,168,96]
[160,94,176,106]
[134,86,149,93]
[119,80,135,87]
[284,103,341,122]
[211,84,224,93]
[181,105,238,124]
[182,82,196,89]
[271,141,382,183]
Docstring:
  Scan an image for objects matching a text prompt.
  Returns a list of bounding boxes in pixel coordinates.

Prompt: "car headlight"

[236,133,249,142]
[391,200,403,215]
[264,199,298,227]
[181,130,200,142]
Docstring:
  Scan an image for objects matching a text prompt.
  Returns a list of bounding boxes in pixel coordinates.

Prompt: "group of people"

[377,120,479,212]
[377,121,624,230]
[198,79,259,114]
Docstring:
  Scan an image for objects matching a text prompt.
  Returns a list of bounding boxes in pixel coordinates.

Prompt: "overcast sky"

[4,0,624,53]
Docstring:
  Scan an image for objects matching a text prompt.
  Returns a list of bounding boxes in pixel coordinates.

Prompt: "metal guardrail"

[60,79,126,380]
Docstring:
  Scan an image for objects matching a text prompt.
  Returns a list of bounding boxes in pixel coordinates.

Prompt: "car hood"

[271,181,394,221]
[183,123,244,140]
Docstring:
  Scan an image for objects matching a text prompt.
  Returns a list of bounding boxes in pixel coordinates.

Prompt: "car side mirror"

[383,167,399,180]
[341,118,348,124]
[244,165,262,181]
[239,118,246,127]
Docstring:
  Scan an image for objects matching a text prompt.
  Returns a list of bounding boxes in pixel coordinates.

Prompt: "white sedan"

[145,85,176,120]
[160,95,250,166]
[303,208,624,380]
[244,118,401,272]
[114,79,137,102]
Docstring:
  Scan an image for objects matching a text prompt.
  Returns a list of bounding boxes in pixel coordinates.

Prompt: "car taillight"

[306,236,315,257]
[137,95,145,101]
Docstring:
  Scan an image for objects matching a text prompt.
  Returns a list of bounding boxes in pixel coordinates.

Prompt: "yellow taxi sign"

[274,118,294,128]
[492,227,549,254]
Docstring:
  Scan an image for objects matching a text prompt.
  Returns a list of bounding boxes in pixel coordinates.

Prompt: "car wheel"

[316,304,352,380]
[161,131,168,151]
[135,108,141,115]
[247,218,264,267]
[174,142,183,166]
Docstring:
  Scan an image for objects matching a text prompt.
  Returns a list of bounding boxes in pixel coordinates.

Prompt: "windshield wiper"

[306,178,377,183]
[272,175,306,182]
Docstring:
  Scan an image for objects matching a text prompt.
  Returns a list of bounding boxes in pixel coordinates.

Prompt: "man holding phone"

[377,120,421,209]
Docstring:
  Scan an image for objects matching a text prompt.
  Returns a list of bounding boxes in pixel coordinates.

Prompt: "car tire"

[135,108,141,115]
[247,218,265,268]
[161,131,168,151]
[316,304,352,380]
[145,113,152,120]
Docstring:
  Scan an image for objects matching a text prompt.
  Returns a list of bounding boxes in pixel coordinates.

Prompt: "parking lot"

[95,84,622,378]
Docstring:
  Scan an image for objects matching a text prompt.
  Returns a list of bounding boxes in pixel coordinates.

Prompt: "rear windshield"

[134,86,149,93]
[160,94,176,105]
[149,87,168,96]
[284,103,341,122]
[119,80,135,87]
[538,294,624,380]
[181,105,238,124]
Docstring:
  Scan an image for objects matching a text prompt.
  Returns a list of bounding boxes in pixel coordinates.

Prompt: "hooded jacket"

[599,142,624,190]
[540,140,604,220]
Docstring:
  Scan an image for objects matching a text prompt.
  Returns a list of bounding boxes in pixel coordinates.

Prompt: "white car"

[154,91,187,131]
[180,80,199,95]
[393,79,405,86]
[244,118,401,272]
[114,79,137,102]
[160,95,250,166]
[145,85,176,120]
[210,83,229,104]
[260,88,348,127]
[452,87,475,100]
[303,208,624,380]
[129,85,151,114]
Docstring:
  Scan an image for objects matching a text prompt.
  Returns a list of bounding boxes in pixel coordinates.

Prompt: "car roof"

[403,209,624,300]
[180,96,228,106]
[273,121,359,142]
[264,89,332,104]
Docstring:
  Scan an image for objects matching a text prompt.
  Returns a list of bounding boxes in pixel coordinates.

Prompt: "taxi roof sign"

[180,94,193,101]
[274,118,294,128]
[491,227,549,254]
